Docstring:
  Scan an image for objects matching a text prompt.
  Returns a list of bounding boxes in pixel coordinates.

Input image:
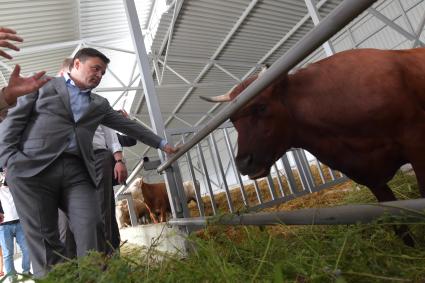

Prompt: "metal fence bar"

[266,175,278,201]
[223,128,249,206]
[315,158,326,184]
[253,180,264,204]
[328,167,336,180]
[196,143,218,215]
[206,138,222,189]
[273,164,285,196]
[299,150,317,188]
[292,150,312,193]
[117,194,138,227]
[182,135,205,217]
[169,198,425,226]
[280,154,297,194]
[209,134,235,213]
[184,150,205,217]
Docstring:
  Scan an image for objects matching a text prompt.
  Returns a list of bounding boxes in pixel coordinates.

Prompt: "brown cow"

[202,48,425,245]
[136,177,171,223]
[127,177,199,223]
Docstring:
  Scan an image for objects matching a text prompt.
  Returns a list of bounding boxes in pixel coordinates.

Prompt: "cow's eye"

[252,104,267,115]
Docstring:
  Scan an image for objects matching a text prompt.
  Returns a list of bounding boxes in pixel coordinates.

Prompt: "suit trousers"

[94,149,120,255]
[57,150,120,257]
[7,154,103,278]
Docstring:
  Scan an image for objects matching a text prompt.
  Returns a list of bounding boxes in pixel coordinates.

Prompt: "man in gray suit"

[0,48,177,277]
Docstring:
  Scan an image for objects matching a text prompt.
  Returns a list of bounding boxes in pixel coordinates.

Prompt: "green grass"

[38,172,425,283]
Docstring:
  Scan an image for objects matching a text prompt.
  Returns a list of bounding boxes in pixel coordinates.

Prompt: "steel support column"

[123,0,185,218]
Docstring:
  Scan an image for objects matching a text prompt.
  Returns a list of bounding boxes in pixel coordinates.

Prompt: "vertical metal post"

[280,154,298,195]
[266,175,278,201]
[292,149,312,193]
[123,0,181,218]
[206,138,222,188]
[299,150,316,188]
[209,134,234,213]
[315,158,326,184]
[253,180,264,204]
[196,143,218,215]
[182,135,205,217]
[273,164,286,196]
[223,128,249,206]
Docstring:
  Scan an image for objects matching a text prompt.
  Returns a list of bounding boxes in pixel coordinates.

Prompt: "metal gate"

[164,123,348,221]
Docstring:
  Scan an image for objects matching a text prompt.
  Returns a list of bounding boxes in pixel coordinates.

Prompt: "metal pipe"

[158,0,378,173]
[168,198,425,226]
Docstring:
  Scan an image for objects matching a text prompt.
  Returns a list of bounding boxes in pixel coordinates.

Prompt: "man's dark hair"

[73,48,110,66]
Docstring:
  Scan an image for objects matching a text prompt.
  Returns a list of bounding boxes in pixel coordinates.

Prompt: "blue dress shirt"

[63,73,92,152]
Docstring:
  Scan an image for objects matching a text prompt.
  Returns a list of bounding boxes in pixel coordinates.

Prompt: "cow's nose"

[236,154,253,172]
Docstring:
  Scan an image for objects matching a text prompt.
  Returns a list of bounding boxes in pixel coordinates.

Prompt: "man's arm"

[0,92,38,167]
[101,104,169,151]
[117,134,137,147]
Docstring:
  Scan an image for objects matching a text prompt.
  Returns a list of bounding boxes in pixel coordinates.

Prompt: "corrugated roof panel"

[79,0,130,39]
[0,0,78,48]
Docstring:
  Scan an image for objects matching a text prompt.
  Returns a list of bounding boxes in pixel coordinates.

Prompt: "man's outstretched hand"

[162,143,179,154]
[2,64,51,105]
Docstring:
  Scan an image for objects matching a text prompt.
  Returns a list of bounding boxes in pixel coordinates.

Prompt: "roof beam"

[6,34,126,57]
[194,0,331,127]
[162,0,259,127]
[305,0,335,56]
[160,0,184,85]
[368,7,425,46]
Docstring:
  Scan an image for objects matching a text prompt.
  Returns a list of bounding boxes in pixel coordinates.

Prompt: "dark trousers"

[95,150,120,254]
[58,150,120,257]
[7,154,103,278]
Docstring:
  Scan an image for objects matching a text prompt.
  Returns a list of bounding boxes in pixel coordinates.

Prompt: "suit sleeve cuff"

[110,142,123,154]
[159,139,168,150]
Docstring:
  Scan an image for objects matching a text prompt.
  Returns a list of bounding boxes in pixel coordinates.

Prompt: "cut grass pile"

[39,172,425,282]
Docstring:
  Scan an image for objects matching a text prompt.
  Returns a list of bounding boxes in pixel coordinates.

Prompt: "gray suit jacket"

[0,77,163,185]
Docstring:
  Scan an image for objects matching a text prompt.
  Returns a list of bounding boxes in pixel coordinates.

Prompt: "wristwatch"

[116,159,126,164]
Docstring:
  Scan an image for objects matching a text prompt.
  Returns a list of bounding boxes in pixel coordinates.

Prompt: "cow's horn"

[199,84,239,102]
[199,93,231,102]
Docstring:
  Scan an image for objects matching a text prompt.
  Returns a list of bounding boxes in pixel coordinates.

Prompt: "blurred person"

[0,171,31,280]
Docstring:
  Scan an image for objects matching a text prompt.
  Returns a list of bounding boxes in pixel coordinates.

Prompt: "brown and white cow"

[202,48,425,245]
[124,177,200,223]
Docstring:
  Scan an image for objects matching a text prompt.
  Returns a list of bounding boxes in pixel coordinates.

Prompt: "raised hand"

[0,27,23,60]
[2,65,51,105]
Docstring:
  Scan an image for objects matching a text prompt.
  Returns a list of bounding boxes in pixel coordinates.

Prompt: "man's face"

[71,57,107,89]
